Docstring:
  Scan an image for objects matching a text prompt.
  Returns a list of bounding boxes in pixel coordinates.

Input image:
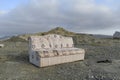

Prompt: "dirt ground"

[0,41,120,80]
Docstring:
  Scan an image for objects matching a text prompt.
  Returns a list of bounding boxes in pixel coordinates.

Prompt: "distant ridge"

[0,36,11,41]
[93,34,112,39]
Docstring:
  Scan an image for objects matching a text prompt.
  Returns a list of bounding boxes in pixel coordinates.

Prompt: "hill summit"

[36,27,75,36]
[19,27,75,40]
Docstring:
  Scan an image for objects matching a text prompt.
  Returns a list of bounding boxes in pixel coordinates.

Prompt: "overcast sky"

[0,0,120,36]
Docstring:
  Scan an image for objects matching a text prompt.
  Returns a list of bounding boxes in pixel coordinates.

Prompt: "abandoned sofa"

[28,34,85,67]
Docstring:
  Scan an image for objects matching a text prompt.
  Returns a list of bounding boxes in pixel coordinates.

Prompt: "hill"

[19,27,76,40]
[36,27,76,36]
[19,27,93,38]
[18,27,99,45]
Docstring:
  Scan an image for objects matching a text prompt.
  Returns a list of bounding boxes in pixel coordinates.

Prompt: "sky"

[0,0,120,36]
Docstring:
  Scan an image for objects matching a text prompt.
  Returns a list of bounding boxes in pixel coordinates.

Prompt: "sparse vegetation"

[5,36,27,42]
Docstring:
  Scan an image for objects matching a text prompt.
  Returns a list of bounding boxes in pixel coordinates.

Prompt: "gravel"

[0,41,120,80]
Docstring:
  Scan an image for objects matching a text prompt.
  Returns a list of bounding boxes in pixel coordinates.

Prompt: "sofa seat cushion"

[37,48,85,58]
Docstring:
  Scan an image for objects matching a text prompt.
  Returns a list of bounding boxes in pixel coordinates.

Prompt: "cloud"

[0,11,7,15]
[0,0,120,35]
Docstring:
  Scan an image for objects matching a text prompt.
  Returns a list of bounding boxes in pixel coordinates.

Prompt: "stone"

[0,44,4,48]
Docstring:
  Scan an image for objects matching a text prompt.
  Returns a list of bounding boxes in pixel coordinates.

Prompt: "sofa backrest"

[29,34,74,50]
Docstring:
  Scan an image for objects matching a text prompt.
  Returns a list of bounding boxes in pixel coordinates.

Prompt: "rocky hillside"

[113,31,120,39]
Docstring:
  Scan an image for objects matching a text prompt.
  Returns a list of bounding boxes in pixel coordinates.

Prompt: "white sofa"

[28,34,85,67]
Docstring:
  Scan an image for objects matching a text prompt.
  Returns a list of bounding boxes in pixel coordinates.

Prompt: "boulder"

[0,44,4,48]
[113,31,120,39]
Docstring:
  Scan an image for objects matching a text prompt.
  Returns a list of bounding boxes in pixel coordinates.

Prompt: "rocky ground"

[0,41,120,80]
